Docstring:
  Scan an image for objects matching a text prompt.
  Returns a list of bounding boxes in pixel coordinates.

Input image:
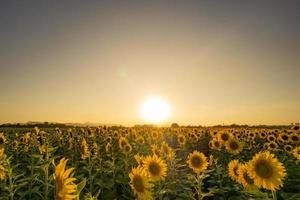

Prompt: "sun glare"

[141,97,171,123]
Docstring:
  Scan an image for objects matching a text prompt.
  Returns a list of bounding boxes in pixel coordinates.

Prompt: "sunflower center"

[149,162,160,176]
[191,156,202,167]
[255,161,273,179]
[214,141,220,147]
[125,145,131,152]
[291,136,298,141]
[282,135,288,140]
[285,146,292,151]
[133,175,145,192]
[221,134,229,141]
[233,166,239,177]
[229,142,239,150]
[121,141,127,147]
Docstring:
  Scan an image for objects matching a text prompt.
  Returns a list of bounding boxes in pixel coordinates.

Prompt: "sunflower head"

[267,142,278,151]
[53,158,77,200]
[225,138,242,154]
[292,146,300,160]
[289,133,300,144]
[177,134,186,146]
[218,131,232,142]
[129,166,153,200]
[267,135,276,142]
[238,164,257,191]
[143,154,167,181]
[119,137,129,149]
[123,144,132,154]
[210,139,222,150]
[284,145,293,153]
[187,151,208,174]
[160,142,175,160]
[228,160,240,182]
[247,151,286,191]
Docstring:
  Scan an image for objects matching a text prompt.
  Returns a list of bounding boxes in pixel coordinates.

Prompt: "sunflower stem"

[271,190,277,200]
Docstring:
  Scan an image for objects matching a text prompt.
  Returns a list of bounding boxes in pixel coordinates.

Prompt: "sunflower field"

[0,126,300,200]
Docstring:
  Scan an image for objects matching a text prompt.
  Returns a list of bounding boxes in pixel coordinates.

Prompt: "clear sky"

[1,1,300,125]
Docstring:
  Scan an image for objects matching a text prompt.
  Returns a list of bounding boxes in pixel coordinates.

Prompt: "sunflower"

[248,151,286,191]
[267,142,278,151]
[53,158,77,200]
[143,154,167,181]
[259,132,267,139]
[123,143,132,154]
[80,138,90,160]
[228,160,240,182]
[187,151,208,174]
[0,147,6,180]
[278,133,289,143]
[0,164,5,180]
[134,153,145,166]
[151,144,160,156]
[177,134,186,146]
[136,136,145,145]
[289,132,300,144]
[210,139,222,150]
[0,133,7,145]
[292,146,300,160]
[129,166,153,200]
[160,142,175,160]
[119,137,129,149]
[218,131,232,143]
[151,131,161,140]
[225,138,242,154]
[106,136,112,143]
[267,135,276,142]
[284,145,293,153]
[238,164,257,191]
[105,143,111,153]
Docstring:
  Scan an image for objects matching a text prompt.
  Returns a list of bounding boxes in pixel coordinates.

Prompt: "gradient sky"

[1,1,300,125]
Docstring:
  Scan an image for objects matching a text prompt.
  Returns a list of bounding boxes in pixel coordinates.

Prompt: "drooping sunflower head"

[292,146,300,160]
[129,166,153,200]
[0,164,5,180]
[80,138,90,160]
[53,158,77,200]
[160,142,175,160]
[105,142,111,153]
[238,164,257,191]
[247,151,286,191]
[228,159,240,182]
[187,151,208,174]
[143,154,167,181]
[225,138,243,154]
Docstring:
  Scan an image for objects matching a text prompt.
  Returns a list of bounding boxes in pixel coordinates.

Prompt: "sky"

[0,0,300,126]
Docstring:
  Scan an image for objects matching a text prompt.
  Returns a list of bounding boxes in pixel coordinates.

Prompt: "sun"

[141,97,171,123]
